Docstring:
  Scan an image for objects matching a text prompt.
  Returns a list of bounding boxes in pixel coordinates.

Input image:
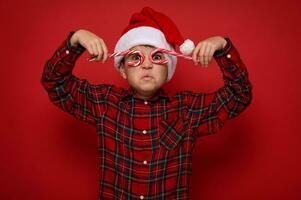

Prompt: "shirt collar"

[121,86,170,102]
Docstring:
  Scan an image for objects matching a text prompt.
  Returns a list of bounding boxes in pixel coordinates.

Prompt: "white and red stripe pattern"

[153,48,192,60]
[87,48,193,63]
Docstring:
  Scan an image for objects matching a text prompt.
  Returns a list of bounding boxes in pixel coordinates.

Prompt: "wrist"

[213,37,232,58]
[221,37,227,49]
[70,32,79,47]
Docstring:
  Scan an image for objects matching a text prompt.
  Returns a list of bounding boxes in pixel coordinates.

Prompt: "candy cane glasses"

[87,48,193,66]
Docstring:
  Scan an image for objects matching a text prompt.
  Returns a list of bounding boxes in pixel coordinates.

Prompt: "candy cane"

[87,50,137,61]
[149,48,169,65]
[109,50,132,58]
[155,48,193,60]
[125,50,145,67]
[87,48,192,62]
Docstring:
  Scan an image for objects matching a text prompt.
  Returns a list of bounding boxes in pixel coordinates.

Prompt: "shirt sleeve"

[182,37,253,138]
[40,31,110,127]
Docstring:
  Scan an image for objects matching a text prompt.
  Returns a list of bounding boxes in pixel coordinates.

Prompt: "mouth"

[141,75,153,80]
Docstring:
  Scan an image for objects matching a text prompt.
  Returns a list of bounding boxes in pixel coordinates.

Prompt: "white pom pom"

[179,39,195,55]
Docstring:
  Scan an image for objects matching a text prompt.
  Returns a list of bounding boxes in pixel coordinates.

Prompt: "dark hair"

[120,57,125,64]
[118,57,125,69]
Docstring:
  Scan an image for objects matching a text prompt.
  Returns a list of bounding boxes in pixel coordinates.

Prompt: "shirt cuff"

[65,31,86,55]
[213,37,232,58]
[213,37,245,69]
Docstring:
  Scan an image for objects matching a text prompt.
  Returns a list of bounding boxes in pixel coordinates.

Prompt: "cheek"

[148,66,166,83]
[164,66,168,76]
[126,68,139,80]
[157,66,168,80]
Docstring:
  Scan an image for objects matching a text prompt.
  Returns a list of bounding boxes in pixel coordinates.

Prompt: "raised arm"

[182,37,253,138]
[41,31,110,127]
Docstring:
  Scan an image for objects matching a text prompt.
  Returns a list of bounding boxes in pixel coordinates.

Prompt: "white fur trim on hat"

[114,26,177,82]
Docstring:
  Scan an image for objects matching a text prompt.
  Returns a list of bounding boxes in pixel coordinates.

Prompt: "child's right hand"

[70,29,108,63]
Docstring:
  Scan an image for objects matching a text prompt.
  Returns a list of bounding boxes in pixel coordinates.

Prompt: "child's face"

[119,45,168,99]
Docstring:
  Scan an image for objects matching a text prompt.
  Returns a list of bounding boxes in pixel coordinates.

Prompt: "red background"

[1,0,300,199]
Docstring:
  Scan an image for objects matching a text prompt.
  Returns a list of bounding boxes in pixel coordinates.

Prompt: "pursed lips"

[141,74,153,79]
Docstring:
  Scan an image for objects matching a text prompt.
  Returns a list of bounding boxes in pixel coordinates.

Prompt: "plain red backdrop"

[0,0,300,199]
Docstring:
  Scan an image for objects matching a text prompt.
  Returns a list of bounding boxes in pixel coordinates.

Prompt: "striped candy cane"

[155,48,193,60]
[87,50,136,62]
[87,48,193,62]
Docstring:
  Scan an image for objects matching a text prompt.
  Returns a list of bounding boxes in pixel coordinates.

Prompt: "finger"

[99,39,108,62]
[95,41,103,62]
[207,47,215,65]
[90,42,98,58]
[204,45,211,67]
[199,43,206,66]
[86,45,95,58]
[192,43,201,65]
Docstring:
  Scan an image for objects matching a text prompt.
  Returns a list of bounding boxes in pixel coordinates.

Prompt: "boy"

[41,7,252,200]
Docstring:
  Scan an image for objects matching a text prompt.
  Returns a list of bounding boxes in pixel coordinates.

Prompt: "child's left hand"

[192,36,227,67]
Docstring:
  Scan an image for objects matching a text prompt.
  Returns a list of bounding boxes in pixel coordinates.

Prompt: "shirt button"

[142,130,147,134]
[66,50,70,54]
[144,100,148,105]
[140,195,144,199]
[143,160,148,165]
[226,54,231,58]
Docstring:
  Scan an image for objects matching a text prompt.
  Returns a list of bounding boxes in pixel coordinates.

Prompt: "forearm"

[213,37,253,119]
[41,31,85,93]
[41,31,88,114]
[40,32,103,126]
[69,30,80,48]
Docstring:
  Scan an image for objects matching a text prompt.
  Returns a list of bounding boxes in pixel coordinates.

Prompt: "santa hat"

[114,7,195,82]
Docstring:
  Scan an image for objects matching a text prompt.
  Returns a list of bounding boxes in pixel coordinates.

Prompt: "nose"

[141,56,153,69]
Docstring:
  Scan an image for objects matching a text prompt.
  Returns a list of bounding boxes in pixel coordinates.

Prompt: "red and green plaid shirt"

[41,31,252,199]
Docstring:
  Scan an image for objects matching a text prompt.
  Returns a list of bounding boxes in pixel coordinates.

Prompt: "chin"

[132,79,164,92]
[139,84,157,92]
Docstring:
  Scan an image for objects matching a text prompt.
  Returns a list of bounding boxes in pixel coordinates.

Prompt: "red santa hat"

[114,7,195,82]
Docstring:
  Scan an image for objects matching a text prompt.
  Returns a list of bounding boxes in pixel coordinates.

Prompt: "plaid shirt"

[41,31,252,199]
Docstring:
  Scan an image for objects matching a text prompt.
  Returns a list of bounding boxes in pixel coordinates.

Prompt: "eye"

[125,51,144,67]
[128,53,141,61]
[152,52,164,60]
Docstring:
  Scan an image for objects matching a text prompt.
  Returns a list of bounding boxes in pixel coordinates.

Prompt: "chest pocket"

[158,117,185,151]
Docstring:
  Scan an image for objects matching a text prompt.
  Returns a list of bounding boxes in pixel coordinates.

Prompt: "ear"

[119,65,127,80]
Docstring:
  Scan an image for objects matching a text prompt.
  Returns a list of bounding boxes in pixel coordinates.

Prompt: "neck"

[134,90,157,100]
